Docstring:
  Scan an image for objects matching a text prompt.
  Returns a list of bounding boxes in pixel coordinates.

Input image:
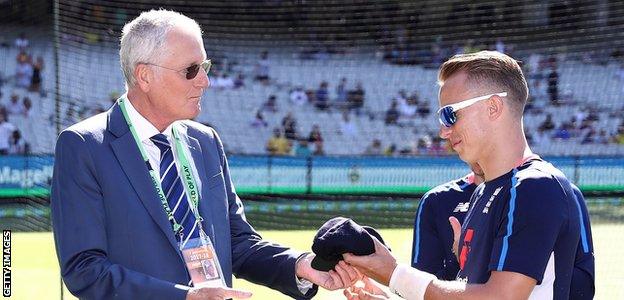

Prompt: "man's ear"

[487,95,504,121]
[134,64,153,92]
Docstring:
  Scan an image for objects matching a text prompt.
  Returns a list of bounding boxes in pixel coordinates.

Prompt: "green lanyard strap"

[118,96,202,236]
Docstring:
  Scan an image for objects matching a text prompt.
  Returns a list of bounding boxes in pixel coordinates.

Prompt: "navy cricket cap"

[311,217,388,272]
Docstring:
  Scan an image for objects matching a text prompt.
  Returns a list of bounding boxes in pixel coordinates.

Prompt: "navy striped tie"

[150,133,199,244]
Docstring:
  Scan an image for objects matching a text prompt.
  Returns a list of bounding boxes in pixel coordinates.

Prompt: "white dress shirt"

[124,98,179,181]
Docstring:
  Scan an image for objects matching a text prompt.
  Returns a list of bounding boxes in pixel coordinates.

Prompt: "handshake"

[297,217,398,300]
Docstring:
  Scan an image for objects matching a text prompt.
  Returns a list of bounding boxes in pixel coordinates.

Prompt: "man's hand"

[185,286,252,300]
[449,216,462,261]
[343,276,390,300]
[296,253,361,290]
[342,237,396,286]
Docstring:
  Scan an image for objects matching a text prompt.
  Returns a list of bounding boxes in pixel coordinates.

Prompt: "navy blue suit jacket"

[51,102,316,299]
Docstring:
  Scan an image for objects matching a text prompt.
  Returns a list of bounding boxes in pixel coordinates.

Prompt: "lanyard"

[118,96,202,237]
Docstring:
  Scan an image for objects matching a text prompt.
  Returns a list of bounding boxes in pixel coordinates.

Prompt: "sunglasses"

[145,59,211,80]
[437,92,507,127]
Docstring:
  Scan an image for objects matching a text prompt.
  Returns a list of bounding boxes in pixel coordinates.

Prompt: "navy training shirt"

[457,158,580,299]
[411,174,477,280]
[569,185,595,300]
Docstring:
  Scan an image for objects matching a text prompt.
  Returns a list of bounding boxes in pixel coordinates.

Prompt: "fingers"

[449,216,462,259]
[326,269,343,290]
[449,216,462,239]
[358,288,386,300]
[371,236,387,253]
[344,286,359,300]
[337,261,361,285]
[342,252,367,269]
[220,287,252,299]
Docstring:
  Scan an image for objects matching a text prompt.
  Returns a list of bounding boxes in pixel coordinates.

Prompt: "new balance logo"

[453,202,470,213]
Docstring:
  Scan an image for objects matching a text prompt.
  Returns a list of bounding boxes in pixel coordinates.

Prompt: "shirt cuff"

[389,264,436,300]
[295,252,314,294]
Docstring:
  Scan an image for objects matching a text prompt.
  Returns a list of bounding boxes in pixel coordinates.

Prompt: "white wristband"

[389,264,436,300]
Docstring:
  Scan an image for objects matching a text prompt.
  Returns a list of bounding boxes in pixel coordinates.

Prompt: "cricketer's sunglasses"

[437,92,507,127]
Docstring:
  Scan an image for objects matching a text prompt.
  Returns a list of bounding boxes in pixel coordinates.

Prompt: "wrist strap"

[389,264,436,299]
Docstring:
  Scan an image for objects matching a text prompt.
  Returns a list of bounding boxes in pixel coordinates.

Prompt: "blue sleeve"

[570,185,595,299]
[411,193,446,277]
[212,129,317,299]
[488,174,568,283]
[51,130,188,300]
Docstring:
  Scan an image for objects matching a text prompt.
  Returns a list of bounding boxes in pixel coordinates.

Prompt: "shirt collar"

[124,95,175,143]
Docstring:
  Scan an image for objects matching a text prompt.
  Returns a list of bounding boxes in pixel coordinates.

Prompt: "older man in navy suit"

[51,9,357,300]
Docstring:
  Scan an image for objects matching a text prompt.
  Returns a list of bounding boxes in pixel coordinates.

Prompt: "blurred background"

[0,0,623,299]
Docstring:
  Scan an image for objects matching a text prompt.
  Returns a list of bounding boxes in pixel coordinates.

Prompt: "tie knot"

[150,133,170,152]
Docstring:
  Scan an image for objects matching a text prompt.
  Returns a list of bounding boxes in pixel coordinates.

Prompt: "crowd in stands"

[238,43,624,157]
[2,28,624,157]
[0,32,44,155]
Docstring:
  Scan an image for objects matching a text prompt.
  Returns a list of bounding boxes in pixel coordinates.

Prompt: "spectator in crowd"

[383,144,397,156]
[282,112,298,140]
[254,50,270,84]
[335,77,348,109]
[312,141,325,156]
[14,32,29,51]
[396,90,416,119]
[364,139,382,155]
[250,110,268,128]
[261,95,278,113]
[307,125,324,154]
[315,81,329,111]
[338,112,357,137]
[429,36,446,67]
[22,97,33,118]
[594,129,609,145]
[294,139,312,157]
[613,126,624,144]
[301,89,313,105]
[6,94,24,116]
[266,128,290,155]
[385,100,399,125]
[547,56,560,105]
[0,111,16,155]
[553,121,572,140]
[494,38,506,53]
[428,136,447,155]
[213,72,234,89]
[30,56,44,95]
[414,93,430,117]
[348,82,365,115]
[595,129,609,144]
[289,86,307,106]
[233,73,245,89]
[539,113,556,131]
[15,51,33,89]
[526,53,543,82]
[581,128,597,144]
[8,130,27,155]
[415,137,430,155]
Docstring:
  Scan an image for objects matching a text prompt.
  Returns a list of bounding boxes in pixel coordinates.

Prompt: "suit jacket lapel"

[107,103,182,256]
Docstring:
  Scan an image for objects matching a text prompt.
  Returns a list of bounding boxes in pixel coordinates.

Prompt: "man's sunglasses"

[144,59,211,80]
[437,92,507,127]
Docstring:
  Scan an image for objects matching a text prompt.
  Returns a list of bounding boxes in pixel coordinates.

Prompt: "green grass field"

[9,225,624,299]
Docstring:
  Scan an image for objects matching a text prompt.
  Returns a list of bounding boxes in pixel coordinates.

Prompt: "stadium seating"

[1,28,623,156]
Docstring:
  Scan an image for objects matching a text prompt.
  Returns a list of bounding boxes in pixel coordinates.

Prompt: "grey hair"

[119,9,202,89]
